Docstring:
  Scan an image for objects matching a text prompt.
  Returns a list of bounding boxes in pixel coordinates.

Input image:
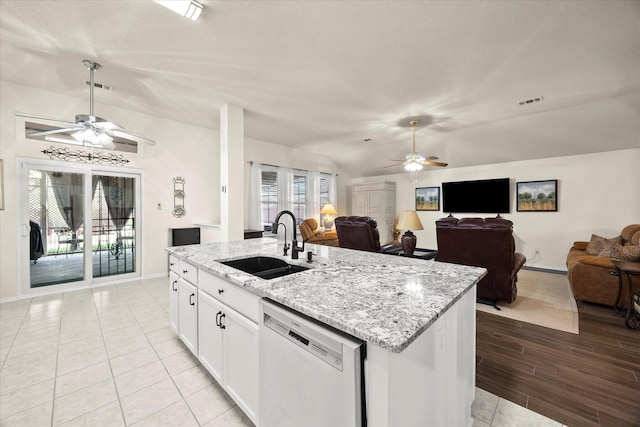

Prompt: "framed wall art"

[516,179,557,212]
[415,186,440,211]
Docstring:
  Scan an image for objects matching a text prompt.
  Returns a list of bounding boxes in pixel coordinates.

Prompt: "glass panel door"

[20,159,141,295]
[28,169,86,287]
[92,175,136,278]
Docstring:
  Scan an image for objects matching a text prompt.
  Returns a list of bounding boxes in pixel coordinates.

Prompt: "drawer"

[169,255,179,272]
[199,269,229,302]
[199,269,260,323]
[179,260,198,285]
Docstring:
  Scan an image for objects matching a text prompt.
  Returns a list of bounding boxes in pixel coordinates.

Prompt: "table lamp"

[320,204,338,229]
[397,210,424,255]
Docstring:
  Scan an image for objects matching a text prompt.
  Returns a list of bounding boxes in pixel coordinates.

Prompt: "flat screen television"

[170,227,201,246]
[442,178,510,214]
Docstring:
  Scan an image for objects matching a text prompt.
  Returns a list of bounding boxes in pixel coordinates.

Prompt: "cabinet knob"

[218,289,224,294]
[170,262,174,267]
[183,269,188,274]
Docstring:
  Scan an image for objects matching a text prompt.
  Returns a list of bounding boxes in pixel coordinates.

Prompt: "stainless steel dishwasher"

[259,299,366,427]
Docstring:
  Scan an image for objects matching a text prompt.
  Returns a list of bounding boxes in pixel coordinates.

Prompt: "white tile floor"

[1,277,563,426]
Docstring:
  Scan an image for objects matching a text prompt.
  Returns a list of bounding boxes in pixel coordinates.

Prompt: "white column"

[220,104,244,241]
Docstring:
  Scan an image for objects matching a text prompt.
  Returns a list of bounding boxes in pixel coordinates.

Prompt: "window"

[261,170,278,231]
[291,173,306,226]
[256,166,335,232]
[320,173,331,207]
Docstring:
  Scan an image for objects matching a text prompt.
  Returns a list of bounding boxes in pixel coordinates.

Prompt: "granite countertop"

[167,238,486,353]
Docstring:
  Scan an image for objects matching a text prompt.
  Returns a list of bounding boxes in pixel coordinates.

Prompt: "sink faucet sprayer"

[272,210,305,259]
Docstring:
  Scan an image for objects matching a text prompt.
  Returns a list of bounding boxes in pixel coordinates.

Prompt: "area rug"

[476,268,579,334]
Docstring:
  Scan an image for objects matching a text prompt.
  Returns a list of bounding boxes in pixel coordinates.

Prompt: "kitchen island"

[167,238,486,426]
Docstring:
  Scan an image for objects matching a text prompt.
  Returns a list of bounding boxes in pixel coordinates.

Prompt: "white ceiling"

[1,0,639,178]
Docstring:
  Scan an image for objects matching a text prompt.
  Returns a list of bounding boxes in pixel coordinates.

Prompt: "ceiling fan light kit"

[385,119,448,182]
[28,60,155,151]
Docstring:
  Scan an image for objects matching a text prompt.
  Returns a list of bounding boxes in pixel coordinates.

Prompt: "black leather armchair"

[334,216,400,253]
[435,217,526,306]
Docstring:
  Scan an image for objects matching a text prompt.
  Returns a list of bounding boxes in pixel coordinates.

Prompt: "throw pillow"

[599,243,640,262]
[585,234,623,255]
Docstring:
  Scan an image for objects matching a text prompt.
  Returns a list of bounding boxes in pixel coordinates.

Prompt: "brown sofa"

[435,217,526,306]
[566,224,640,307]
[299,218,339,247]
[334,216,400,253]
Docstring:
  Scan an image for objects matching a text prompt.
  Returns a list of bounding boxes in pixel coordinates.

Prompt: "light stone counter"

[167,238,486,353]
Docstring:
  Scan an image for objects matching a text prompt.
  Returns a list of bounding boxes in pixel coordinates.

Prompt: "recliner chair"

[299,218,339,247]
[435,216,526,306]
[334,216,400,253]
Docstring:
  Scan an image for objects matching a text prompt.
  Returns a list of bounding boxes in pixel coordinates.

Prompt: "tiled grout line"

[3,278,559,427]
[125,279,195,426]
[94,285,128,427]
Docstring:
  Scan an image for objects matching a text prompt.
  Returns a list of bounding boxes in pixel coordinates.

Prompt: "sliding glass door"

[91,174,137,279]
[19,159,141,295]
[28,168,86,286]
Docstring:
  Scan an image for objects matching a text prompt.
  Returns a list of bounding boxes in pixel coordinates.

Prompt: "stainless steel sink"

[220,256,309,280]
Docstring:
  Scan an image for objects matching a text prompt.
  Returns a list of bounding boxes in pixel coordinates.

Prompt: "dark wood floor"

[476,301,640,427]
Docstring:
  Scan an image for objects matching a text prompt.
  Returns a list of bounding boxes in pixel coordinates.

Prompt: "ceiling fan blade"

[110,129,157,146]
[388,159,406,162]
[383,162,405,168]
[423,160,448,167]
[94,121,123,131]
[29,127,82,137]
[425,155,439,161]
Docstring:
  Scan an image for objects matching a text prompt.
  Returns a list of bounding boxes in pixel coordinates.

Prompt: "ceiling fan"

[28,60,155,149]
[384,120,448,176]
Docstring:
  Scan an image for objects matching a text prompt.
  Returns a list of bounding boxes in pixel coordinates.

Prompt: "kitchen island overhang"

[167,238,486,426]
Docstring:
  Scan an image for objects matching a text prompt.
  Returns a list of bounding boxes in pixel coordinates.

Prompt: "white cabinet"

[196,269,259,424]
[178,278,198,354]
[169,271,179,334]
[222,305,258,422]
[198,290,224,382]
[352,181,396,243]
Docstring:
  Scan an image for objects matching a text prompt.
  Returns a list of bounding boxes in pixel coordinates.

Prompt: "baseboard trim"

[522,265,567,275]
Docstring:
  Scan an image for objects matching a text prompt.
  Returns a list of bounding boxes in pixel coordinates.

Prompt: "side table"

[612,260,640,329]
[385,247,438,260]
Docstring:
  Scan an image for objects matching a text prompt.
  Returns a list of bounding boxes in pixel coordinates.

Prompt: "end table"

[612,260,640,329]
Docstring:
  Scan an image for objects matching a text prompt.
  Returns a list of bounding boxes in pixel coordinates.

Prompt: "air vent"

[84,80,112,91]
[518,96,544,106]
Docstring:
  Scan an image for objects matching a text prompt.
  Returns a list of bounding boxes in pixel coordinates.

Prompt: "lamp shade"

[397,210,424,231]
[320,204,337,215]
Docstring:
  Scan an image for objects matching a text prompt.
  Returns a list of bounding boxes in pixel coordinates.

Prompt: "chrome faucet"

[272,210,305,259]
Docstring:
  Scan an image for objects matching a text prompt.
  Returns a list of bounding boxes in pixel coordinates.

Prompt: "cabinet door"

[352,191,368,216]
[169,271,180,334]
[198,290,224,383]
[178,278,198,354]
[223,306,259,424]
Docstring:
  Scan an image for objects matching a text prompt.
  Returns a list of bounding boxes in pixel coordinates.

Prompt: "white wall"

[0,80,348,300]
[351,149,640,271]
